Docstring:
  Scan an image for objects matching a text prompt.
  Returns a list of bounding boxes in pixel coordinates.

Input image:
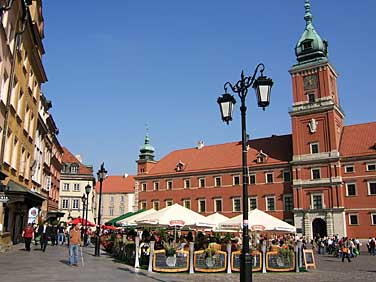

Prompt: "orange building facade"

[136,1,376,240]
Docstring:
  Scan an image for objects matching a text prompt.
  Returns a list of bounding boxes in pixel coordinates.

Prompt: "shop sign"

[28,207,39,224]
[0,193,9,203]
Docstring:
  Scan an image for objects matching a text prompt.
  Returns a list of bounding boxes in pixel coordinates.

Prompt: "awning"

[6,180,46,207]
[47,210,65,218]
[105,209,146,226]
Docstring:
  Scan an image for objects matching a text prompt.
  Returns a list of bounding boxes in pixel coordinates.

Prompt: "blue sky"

[42,0,376,175]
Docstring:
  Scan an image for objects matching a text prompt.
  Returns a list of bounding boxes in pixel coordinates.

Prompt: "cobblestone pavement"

[1,244,376,282]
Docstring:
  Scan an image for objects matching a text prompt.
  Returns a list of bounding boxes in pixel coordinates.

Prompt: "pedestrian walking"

[38,221,52,252]
[22,223,34,251]
[57,223,65,245]
[341,237,352,263]
[68,223,82,266]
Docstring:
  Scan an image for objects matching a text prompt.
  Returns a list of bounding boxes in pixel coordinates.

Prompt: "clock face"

[303,74,318,90]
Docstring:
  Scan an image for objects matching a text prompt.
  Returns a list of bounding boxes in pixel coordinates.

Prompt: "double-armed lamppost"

[84,183,91,246]
[217,63,273,282]
[81,194,86,239]
[94,163,107,256]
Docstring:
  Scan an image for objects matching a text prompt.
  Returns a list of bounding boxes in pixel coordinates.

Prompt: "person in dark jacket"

[38,221,52,252]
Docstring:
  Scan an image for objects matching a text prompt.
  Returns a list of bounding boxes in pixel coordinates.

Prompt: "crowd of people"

[21,220,95,267]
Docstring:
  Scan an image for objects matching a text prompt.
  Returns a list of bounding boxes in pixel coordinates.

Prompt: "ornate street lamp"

[217,63,273,282]
[94,163,107,256]
[81,194,86,239]
[84,183,91,246]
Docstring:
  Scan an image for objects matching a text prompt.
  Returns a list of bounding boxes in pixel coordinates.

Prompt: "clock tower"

[289,0,346,238]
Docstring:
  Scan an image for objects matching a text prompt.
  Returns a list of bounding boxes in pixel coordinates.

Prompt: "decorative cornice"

[293,176,342,188]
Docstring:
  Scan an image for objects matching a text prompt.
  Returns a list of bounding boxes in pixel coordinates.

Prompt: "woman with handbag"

[341,237,351,263]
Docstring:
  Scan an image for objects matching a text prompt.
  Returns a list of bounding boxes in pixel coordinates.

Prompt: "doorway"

[312,218,327,238]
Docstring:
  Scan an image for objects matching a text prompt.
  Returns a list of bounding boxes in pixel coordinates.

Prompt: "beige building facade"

[59,148,96,223]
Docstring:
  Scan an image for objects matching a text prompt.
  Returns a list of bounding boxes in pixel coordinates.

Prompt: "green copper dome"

[139,133,155,161]
[295,0,328,63]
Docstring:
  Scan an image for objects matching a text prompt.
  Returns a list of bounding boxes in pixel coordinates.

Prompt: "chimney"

[197,140,204,150]
[75,154,82,163]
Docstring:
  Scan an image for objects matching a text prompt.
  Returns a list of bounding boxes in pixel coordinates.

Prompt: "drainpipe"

[0,0,30,168]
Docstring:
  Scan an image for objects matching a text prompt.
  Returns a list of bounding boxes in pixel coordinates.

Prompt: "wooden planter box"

[152,250,189,273]
[231,251,262,272]
[193,250,227,273]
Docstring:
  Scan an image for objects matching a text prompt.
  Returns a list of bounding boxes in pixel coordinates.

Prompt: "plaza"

[1,245,375,282]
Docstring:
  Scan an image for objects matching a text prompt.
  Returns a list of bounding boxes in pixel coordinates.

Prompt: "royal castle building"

[136,1,376,240]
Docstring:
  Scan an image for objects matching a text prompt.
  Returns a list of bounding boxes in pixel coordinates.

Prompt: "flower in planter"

[163,241,177,257]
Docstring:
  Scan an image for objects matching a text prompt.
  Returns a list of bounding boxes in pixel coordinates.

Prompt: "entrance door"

[312,218,327,238]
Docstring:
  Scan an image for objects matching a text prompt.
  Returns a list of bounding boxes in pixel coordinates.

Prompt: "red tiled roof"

[95,175,135,193]
[340,122,376,157]
[147,135,292,175]
[62,147,93,175]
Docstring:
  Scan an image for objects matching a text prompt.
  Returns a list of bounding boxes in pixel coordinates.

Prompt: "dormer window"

[256,150,268,164]
[175,161,185,172]
[70,165,79,174]
[302,40,313,51]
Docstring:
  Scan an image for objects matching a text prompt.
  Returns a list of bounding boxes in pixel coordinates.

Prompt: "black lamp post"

[81,194,86,239]
[217,63,273,282]
[94,163,107,256]
[84,183,91,246]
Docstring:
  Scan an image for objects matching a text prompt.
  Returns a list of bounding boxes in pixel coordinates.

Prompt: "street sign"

[0,193,9,203]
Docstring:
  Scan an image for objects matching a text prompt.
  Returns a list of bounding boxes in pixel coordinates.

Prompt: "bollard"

[189,242,195,274]
[134,236,140,268]
[261,241,267,273]
[148,241,155,272]
[227,243,232,274]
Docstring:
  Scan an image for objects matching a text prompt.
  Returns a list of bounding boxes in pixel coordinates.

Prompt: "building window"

[345,165,354,173]
[349,214,359,225]
[166,180,173,190]
[153,182,159,191]
[198,199,206,213]
[266,173,273,183]
[63,183,69,191]
[233,175,240,186]
[120,196,124,202]
[199,177,205,188]
[311,168,321,180]
[233,197,241,212]
[283,171,291,182]
[249,174,256,184]
[184,179,190,189]
[153,201,160,211]
[366,163,376,171]
[214,198,222,212]
[311,194,323,209]
[62,199,69,209]
[165,199,173,207]
[283,194,293,211]
[346,183,357,196]
[371,213,376,225]
[214,176,221,187]
[266,196,276,211]
[141,183,147,192]
[368,182,376,195]
[73,183,80,191]
[140,201,147,210]
[183,199,191,210]
[70,165,79,174]
[72,199,79,210]
[249,197,257,210]
[308,93,315,103]
[109,207,114,216]
[120,207,124,215]
[110,196,114,203]
[310,143,319,154]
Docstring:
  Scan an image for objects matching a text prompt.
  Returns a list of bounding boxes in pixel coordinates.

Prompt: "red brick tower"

[289,0,346,238]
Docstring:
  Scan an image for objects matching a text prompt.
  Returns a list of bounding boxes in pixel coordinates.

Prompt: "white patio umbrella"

[219,208,296,233]
[135,203,215,229]
[117,208,157,226]
[206,212,229,231]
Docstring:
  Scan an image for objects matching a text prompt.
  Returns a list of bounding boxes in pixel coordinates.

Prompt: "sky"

[42,0,376,176]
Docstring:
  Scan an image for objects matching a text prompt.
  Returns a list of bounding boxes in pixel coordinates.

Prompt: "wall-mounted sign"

[0,193,9,203]
[28,207,39,224]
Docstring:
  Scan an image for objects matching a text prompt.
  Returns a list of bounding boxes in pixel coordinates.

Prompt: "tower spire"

[139,125,155,161]
[304,0,313,27]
